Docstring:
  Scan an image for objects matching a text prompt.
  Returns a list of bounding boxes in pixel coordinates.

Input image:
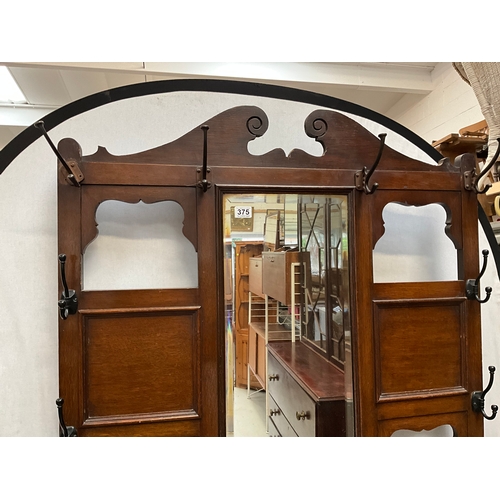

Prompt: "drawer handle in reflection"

[296,411,311,421]
[269,374,279,381]
[269,408,281,416]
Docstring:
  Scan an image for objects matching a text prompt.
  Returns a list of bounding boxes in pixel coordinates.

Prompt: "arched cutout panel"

[80,186,198,254]
[373,203,458,283]
[83,200,198,291]
[391,425,455,437]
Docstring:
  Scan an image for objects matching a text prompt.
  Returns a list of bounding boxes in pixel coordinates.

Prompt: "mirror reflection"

[224,193,353,437]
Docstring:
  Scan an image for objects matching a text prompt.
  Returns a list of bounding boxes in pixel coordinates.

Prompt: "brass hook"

[355,133,386,194]
[466,250,493,304]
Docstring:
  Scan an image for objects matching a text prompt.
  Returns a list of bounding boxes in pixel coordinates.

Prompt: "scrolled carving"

[246,113,268,138]
[305,116,328,139]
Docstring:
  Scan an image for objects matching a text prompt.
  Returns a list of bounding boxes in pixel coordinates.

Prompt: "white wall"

[388,62,485,144]
[0,88,498,437]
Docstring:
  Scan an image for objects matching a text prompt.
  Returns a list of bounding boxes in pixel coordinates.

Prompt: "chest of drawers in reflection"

[267,341,345,437]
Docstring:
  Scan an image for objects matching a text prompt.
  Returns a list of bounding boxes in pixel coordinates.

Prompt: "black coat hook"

[56,398,78,437]
[355,133,386,194]
[466,249,492,303]
[58,254,78,320]
[465,137,500,194]
[197,125,211,192]
[34,120,84,187]
[471,366,498,420]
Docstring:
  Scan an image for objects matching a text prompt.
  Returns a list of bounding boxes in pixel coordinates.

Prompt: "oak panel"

[374,300,465,398]
[83,309,199,419]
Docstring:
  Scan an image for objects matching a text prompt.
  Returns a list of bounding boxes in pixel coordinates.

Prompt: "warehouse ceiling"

[0,61,438,150]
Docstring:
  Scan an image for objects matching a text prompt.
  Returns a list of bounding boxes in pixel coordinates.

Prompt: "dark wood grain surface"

[268,341,345,401]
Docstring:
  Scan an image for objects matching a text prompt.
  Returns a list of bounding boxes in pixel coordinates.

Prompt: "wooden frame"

[56,105,485,436]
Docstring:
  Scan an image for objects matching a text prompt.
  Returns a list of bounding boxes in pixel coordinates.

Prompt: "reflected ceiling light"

[0,66,27,104]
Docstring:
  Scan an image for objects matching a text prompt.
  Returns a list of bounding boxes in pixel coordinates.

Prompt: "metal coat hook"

[56,398,78,436]
[34,120,84,186]
[465,137,500,194]
[58,254,78,320]
[471,366,498,420]
[197,125,211,192]
[466,249,492,303]
[355,133,387,194]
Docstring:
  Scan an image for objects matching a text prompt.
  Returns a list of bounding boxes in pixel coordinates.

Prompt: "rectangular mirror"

[223,192,353,437]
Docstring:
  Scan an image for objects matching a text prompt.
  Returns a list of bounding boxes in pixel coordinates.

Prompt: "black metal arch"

[0,77,498,277]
